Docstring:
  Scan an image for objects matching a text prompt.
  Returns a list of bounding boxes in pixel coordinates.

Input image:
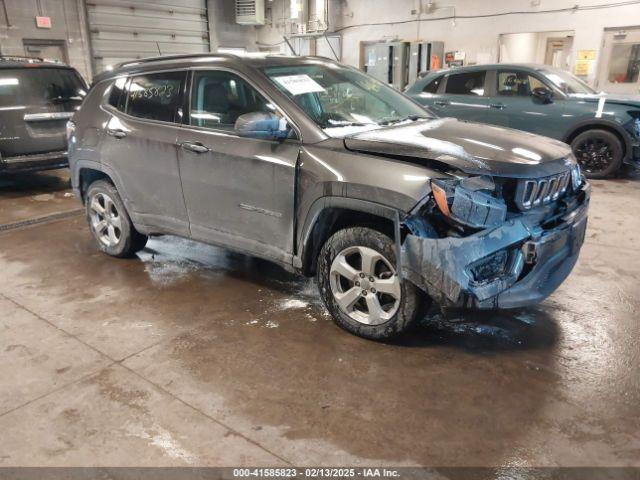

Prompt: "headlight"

[571,164,582,190]
[430,176,507,229]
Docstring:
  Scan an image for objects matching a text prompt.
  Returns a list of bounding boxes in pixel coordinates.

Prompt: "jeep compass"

[68,54,589,340]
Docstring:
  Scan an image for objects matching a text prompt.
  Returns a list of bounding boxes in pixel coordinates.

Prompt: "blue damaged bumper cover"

[402,183,590,309]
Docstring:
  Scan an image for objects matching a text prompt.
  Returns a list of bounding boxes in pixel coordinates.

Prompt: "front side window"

[261,63,431,137]
[125,71,185,122]
[423,75,444,94]
[189,70,272,130]
[445,71,486,96]
[497,71,546,97]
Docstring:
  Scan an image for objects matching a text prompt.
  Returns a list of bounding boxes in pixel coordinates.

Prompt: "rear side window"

[423,75,443,93]
[124,72,185,123]
[445,71,486,96]
[0,67,86,108]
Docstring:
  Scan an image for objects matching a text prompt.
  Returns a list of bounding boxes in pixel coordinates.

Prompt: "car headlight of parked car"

[571,163,583,191]
[431,175,507,230]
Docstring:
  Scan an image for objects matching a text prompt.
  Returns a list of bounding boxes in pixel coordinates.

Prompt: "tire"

[85,180,148,258]
[571,129,623,179]
[317,226,429,341]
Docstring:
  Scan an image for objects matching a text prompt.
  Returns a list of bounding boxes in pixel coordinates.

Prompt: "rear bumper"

[0,150,68,173]
[402,182,590,309]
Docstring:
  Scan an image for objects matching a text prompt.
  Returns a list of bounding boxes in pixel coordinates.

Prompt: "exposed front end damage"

[401,175,590,310]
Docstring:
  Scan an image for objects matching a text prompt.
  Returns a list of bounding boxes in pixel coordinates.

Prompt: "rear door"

[434,69,489,123]
[176,68,300,261]
[0,67,86,157]
[100,71,190,236]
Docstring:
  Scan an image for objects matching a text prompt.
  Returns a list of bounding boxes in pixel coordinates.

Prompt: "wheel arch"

[296,197,401,277]
[563,119,631,160]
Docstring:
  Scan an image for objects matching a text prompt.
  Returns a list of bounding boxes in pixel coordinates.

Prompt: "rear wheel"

[571,129,623,179]
[317,227,429,341]
[85,180,148,257]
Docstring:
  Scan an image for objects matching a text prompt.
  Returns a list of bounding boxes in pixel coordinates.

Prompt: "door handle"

[179,141,210,154]
[107,129,127,139]
[490,103,506,110]
[434,100,450,107]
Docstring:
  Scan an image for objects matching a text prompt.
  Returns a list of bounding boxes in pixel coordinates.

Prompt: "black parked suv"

[0,56,87,174]
[68,54,589,340]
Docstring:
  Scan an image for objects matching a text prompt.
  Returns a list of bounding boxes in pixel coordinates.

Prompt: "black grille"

[515,171,571,210]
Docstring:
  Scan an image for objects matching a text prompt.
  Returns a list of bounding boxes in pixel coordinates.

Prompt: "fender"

[72,159,135,214]
[293,196,403,271]
[562,118,633,160]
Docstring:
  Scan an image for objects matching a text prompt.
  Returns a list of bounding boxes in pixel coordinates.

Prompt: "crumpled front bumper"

[402,183,590,309]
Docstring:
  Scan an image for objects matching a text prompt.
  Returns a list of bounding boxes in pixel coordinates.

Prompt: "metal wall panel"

[86,0,209,74]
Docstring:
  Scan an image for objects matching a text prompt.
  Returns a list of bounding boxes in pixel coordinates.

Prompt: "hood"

[343,118,574,178]
[570,92,640,108]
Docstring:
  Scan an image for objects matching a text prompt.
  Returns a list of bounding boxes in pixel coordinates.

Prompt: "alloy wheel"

[89,192,122,247]
[574,138,614,174]
[329,245,401,325]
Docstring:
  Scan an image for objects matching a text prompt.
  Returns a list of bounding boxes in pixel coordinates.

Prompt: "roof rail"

[116,52,239,69]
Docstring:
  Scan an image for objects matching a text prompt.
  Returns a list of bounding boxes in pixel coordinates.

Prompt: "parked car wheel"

[571,129,623,179]
[85,180,148,257]
[317,227,429,340]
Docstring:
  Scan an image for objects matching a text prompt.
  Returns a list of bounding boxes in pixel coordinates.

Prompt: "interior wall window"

[125,71,185,123]
[608,43,640,83]
[189,70,272,130]
[445,71,486,96]
[423,75,443,94]
[497,71,546,97]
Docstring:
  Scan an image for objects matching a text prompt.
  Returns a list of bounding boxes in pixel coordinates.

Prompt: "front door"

[597,27,640,95]
[435,70,489,123]
[485,69,565,139]
[176,69,300,262]
[101,71,189,236]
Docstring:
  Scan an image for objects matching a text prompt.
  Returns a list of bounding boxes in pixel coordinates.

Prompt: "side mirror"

[531,87,553,104]
[235,112,290,140]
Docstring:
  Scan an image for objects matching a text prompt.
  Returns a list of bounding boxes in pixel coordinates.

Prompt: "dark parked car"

[0,56,87,174]
[68,54,589,340]
[406,63,640,178]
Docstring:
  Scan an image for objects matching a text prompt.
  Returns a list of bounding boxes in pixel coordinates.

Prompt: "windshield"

[262,63,431,136]
[0,67,86,109]
[539,68,596,95]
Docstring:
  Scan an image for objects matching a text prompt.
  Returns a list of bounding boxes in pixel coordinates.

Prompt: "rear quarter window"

[124,72,185,123]
[107,77,128,111]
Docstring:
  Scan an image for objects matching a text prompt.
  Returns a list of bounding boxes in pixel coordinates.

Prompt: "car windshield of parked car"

[539,69,596,95]
[262,63,431,136]
[0,68,86,109]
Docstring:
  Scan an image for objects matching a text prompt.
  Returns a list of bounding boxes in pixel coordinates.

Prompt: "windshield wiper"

[321,120,372,128]
[378,114,430,126]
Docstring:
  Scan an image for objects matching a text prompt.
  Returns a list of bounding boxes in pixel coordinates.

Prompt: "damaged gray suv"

[68,54,590,340]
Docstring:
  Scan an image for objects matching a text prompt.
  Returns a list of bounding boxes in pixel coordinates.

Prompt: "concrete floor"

[0,168,639,468]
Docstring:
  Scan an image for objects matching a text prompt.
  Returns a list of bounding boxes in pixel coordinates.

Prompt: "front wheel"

[317,227,429,341]
[571,129,623,179]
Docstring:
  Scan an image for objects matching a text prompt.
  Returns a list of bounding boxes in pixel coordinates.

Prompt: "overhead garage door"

[87,0,210,74]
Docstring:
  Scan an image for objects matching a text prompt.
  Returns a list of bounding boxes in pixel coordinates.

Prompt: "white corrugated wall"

[86,0,210,73]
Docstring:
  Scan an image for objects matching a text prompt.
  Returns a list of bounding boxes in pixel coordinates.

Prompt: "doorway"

[499,31,574,70]
[597,26,640,94]
[23,39,68,63]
